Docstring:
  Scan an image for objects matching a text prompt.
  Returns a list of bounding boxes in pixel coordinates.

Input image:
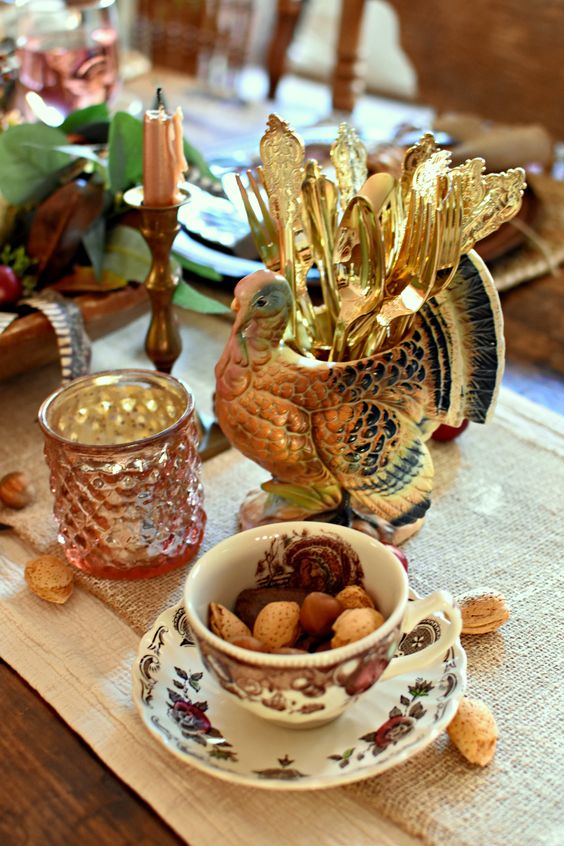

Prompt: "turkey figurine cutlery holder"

[215,117,526,543]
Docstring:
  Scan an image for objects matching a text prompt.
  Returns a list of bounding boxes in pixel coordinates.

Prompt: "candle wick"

[154,87,167,112]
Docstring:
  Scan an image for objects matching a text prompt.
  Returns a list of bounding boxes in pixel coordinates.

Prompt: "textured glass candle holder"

[38,369,205,579]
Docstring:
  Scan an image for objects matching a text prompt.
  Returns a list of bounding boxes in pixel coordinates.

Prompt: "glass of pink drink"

[16,0,119,123]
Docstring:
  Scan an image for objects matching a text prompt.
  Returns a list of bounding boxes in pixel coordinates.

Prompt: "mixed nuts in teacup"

[208,583,386,654]
[184,522,462,729]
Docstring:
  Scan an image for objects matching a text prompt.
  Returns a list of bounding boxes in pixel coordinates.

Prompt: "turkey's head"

[231,269,292,348]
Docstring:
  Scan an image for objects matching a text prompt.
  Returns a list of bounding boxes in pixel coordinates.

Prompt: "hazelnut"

[230,636,267,652]
[0,471,35,509]
[299,592,343,635]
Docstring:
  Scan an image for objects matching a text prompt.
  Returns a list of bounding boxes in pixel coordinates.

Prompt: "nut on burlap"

[457,589,510,634]
[447,697,498,766]
[25,554,74,604]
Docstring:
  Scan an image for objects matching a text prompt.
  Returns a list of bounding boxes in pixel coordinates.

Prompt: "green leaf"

[50,144,106,167]
[82,216,106,279]
[0,124,73,204]
[60,103,110,133]
[172,250,222,282]
[108,111,144,194]
[183,138,219,184]
[173,280,230,314]
[101,224,151,281]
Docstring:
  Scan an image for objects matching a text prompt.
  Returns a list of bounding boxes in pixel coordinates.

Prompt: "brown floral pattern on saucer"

[132,600,466,790]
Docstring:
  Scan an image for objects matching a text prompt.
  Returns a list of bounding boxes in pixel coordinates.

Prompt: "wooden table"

[1,71,563,846]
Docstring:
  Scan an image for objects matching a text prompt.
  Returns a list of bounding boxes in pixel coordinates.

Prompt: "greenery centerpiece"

[0,102,228,346]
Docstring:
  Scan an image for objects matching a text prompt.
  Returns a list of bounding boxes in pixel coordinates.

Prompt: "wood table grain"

[0,67,562,846]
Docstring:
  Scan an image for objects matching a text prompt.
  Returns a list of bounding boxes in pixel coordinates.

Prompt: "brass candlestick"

[124,186,190,374]
[123,185,231,462]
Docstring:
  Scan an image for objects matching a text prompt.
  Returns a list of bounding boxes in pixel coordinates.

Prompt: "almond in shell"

[253,601,300,651]
[209,602,251,642]
[331,607,385,648]
[25,554,74,604]
[447,697,498,766]
[457,589,510,634]
[335,585,375,610]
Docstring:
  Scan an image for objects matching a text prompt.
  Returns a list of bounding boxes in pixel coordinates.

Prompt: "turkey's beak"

[230,298,239,312]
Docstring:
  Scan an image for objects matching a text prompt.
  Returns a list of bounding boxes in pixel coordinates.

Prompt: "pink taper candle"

[143,99,188,207]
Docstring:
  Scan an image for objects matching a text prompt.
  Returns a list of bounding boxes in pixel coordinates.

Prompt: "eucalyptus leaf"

[50,144,106,167]
[173,280,230,314]
[0,124,73,204]
[101,224,151,281]
[108,111,144,194]
[60,103,110,133]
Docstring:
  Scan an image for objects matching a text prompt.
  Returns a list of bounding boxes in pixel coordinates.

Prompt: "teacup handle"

[380,590,461,682]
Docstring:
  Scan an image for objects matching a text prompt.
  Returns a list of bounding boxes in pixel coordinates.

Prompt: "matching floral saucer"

[132,598,466,790]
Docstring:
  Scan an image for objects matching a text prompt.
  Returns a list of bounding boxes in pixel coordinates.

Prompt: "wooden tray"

[0,284,149,382]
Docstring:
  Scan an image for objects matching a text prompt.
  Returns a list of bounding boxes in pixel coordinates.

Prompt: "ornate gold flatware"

[221,115,527,539]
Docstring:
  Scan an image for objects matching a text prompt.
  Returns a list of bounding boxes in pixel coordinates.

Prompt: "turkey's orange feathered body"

[215,257,503,528]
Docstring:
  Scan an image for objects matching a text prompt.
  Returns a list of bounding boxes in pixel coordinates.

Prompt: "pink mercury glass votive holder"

[38,369,206,579]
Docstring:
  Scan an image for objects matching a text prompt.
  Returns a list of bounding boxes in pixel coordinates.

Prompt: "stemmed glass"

[15,0,119,124]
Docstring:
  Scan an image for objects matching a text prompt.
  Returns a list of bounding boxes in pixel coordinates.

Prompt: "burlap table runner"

[1,309,563,845]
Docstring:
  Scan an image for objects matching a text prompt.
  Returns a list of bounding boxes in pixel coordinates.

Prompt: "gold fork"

[237,169,318,350]
[254,166,318,346]
[362,196,443,353]
[429,174,464,297]
[235,170,279,271]
[340,194,429,357]
[329,195,385,361]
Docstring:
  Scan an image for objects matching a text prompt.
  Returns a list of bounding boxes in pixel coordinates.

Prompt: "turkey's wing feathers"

[312,402,433,527]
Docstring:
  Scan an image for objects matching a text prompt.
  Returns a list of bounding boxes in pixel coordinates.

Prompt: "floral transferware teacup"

[184,522,461,728]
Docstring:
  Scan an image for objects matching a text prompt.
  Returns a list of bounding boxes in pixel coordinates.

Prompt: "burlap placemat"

[1,332,563,846]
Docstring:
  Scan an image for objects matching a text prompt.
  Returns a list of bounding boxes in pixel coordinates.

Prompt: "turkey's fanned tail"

[417,251,504,427]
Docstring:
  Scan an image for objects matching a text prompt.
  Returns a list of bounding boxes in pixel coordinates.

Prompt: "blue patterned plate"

[132,595,466,790]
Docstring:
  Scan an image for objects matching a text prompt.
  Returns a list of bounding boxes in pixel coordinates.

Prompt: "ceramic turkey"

[215,252,503,541]
[215,121,525,541]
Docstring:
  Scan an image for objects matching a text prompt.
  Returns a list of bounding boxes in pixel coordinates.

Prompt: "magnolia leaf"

[27,177,106,281]
[108,111,144,194]
[0,124,73,204]
[102,225,151,281]
[60,103,110,133]
[54,225,151,288]
[51,266,128,292]
[173,280,230,314]
[172,250,222,282]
